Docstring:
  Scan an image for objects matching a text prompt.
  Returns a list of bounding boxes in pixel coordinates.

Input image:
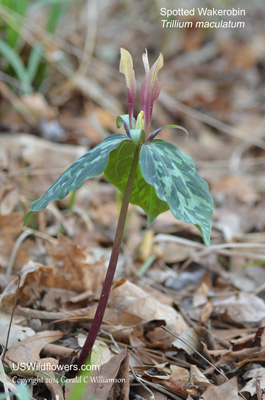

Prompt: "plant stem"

[78,145,140,369]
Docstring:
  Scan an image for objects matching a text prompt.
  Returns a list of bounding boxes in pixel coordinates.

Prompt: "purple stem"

[77,145,140,369]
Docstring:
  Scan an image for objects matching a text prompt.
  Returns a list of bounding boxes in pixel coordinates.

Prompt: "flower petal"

[140,50,164,135]
[135,111,144,130]
[120,48,136,127]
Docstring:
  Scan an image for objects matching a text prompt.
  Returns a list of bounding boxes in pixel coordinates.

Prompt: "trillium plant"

[25,48,213,369]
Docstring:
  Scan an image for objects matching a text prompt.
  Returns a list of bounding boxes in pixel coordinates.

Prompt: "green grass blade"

[46,3,63,32]
[16,0,29,16]
[27,43,43,84]
[3,0,29,48]
[0,38,31,92]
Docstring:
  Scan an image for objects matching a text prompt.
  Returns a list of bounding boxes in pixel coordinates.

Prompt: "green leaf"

[139,140,213,246]
[104,140,169,224]
[25,134,129,220]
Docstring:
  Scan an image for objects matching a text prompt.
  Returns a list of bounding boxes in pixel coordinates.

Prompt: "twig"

[154,234,265,267]
[6,228,57,276]
[131,366,155,400]
[6,231,32,276]
[99,329,120,352]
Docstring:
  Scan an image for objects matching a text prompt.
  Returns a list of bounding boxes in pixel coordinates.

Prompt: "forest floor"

[0,1,265,399]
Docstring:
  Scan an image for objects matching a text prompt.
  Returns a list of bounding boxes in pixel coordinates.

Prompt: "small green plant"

[0,0,74,92]
[25,48,213,369]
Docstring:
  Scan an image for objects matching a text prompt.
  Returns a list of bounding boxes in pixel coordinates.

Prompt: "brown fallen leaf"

[169,365,190,387]
[110,350,130,400]
[241,364,265,396]
[45,234,106,293]
[173,328,201,355]
[156,240,193,263]
[0,312,35,349]
[200,302,214,324]
[201,377,241,400]
[204,345,262,367]
[214,293,265,326]
[202,328,265,366]
[193,281,210,307]
[142,369,196,397]
[0,261,53,308]
[41,343,77,360]
[110,279,188,335]
[145,326,176,348]
[5,330,63,369]
[190,365,211,387]
[156,380,197,397]
[231,327,265,351]
[0,211,24,268]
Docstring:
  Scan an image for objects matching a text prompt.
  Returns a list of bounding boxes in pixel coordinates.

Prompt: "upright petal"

[120,48,136,128]
[140,50,163,136]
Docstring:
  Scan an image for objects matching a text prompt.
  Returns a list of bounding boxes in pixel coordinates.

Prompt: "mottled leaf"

[139,140,213,246]
[26,134,129,217]
[104,140,169,224]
